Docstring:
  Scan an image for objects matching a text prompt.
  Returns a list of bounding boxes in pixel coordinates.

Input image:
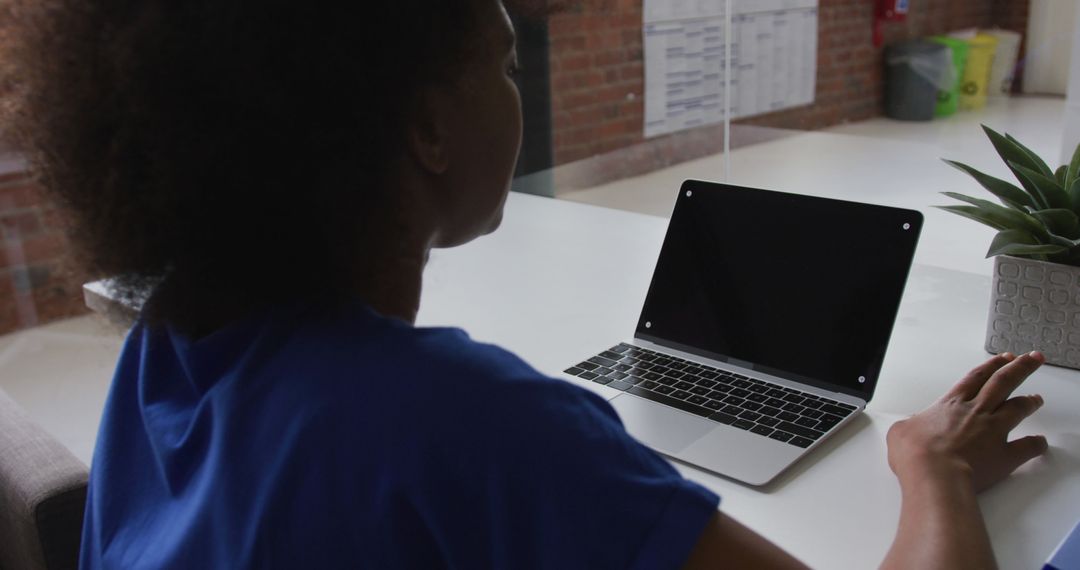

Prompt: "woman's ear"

[407,88,451,175]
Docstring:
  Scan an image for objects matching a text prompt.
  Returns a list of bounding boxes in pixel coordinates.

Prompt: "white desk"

[86,190,1080,569]
[416,191,1080,570]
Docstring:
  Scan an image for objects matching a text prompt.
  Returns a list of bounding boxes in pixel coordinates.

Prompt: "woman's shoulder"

[268,303,595,415]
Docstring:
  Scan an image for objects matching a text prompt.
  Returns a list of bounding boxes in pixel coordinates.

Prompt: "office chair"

[0,387,88,570]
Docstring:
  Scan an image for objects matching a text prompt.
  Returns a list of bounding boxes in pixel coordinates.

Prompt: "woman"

[4,0,1048,567]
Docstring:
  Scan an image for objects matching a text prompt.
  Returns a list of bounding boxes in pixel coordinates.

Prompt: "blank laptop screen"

[635,180,922,399]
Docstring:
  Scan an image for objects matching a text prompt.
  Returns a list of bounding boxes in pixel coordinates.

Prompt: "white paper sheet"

[643,0,818,138]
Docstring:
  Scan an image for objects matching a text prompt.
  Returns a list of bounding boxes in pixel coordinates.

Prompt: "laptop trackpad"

[609,394,714,453]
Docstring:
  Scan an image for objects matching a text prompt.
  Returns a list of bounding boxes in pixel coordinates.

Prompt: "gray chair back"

[0,388,88,570]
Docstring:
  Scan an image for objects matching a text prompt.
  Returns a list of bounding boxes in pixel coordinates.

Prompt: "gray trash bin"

[885,40,953,121]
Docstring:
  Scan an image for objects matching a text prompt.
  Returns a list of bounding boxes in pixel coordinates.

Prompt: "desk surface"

[86,190,1079,569]
[415,191,1080,570]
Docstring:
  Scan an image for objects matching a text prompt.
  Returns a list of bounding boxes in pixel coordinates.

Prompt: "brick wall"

[548,0,1031,167]
[0,167,88,335]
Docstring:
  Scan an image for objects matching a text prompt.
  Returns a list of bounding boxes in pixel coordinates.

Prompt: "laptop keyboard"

[564,344,857,448]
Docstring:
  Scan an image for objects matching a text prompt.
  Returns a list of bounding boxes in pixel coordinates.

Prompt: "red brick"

[0,211,43,239]
[0,183,44,210]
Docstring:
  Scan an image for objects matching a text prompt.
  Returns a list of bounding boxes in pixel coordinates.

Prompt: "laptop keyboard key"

[750,425,774,437]
[801,409,823,419]
[703,400,723,410]
[742,402,763,412]
[608,380,633,391]
[671,390,692,400]
[589,356,618,368]
[577,362,599,371]
[768,430,793,443]
[816,413,843,431]
[657,376,678,386]
[730,388,751,398]
[777,411,799,422]
[674,381,695,391]
[758,416,780,427]
[564,367,584,376]
[600,351,623,360]
[795,416,819,428]
[782,403,805,414]
[782,394,805,404]
[722,405,743,416]
[732,419,755,430]
[820,404,854,417]
[695,378,718,388]
[801,399,824,410]
[690,386,711,396]
[709,411,737,425]
[643,372,662,381]
[759,405,782,417]
[766,389,786,398]
[765,397,786,408]
[746,393,768,403]
[611,344,632,353]
[655,385,675,395]
[777,421,825,440]
[789,436,814,448]
[640,380,659,390]
[627,386,712,417]
[595,367,613,376]
[723,396,746,406]
[747,384,769,394]
[739,411,762,422]
[687,395,708,405]
[580,371,599,380]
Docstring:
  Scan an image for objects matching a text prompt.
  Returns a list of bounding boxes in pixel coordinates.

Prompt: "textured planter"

[987,255,1080,369]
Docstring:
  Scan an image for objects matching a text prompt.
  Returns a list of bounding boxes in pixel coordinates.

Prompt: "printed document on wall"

[643,0,818,138]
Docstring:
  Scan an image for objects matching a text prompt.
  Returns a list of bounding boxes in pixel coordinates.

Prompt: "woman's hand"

[887,351,1049,493]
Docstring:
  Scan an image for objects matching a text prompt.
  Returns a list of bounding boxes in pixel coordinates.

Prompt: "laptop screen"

[635,180,922,400]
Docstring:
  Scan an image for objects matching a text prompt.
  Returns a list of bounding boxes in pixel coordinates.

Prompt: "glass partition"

[505,0,1069,278]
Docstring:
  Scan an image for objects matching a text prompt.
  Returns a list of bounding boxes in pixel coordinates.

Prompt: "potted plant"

[939,125,1080,369]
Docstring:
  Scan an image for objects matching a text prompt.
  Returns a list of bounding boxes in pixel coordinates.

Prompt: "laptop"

[563,180,922,486]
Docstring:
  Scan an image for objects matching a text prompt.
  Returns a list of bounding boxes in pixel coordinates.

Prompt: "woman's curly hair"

[2,0,548,334]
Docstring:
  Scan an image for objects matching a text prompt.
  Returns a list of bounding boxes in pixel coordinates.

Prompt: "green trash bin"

[929,36,968,117]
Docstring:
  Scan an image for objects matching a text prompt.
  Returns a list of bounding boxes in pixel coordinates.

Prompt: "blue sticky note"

[1046,519,1080,570]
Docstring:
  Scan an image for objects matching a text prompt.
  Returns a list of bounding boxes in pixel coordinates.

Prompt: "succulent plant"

[939,125,1080,266]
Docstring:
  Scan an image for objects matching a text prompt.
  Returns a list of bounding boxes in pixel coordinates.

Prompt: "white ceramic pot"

[986,255,1080,369]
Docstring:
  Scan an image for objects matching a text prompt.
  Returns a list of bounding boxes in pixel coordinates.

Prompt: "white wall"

[1025,0,1077,95]
[1060,1,1080,165]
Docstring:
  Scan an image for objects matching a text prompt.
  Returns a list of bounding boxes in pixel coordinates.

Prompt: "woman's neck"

[359,250,427,324]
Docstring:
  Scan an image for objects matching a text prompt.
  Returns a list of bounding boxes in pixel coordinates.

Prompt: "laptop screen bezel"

[633,179,923,402]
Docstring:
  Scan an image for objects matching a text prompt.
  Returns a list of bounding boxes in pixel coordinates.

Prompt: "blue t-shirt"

[80,303,719,569]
